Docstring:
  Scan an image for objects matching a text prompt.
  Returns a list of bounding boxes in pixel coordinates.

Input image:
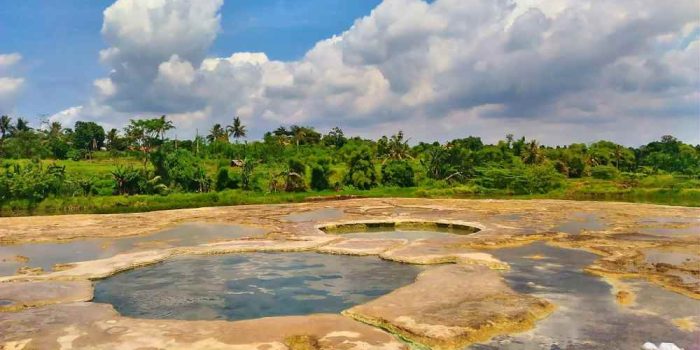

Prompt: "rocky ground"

[0,198,698,349]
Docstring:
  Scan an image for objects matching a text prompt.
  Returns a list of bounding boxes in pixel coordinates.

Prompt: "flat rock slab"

[0,280,93,311]
[344,265,554,349]
[379,240,508,269]
[0,302,407,350]
[317,238,408,255]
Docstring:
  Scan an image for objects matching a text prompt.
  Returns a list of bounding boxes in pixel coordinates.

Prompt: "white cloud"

[65,0,700,145]
[0,53,25,115]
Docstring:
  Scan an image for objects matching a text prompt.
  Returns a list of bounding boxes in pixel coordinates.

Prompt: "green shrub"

[344,147,377,190]
[381,160,415,187]
[215,167,240,191]
[310,159,332,191]
[590,165,620,180]
[285,159,307,192]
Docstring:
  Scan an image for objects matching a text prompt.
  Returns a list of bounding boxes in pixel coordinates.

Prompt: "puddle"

[282,208,344,222]
[472,242,700,349]
[552,212,606,234]
[636,217,700,236]
[93,252,423,321]
[339,230,460,241]
[0,223,264,276]
[0,299,12,306]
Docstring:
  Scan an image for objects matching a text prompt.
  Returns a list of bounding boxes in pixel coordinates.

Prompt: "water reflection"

[0,223,264,276]
[93,252,423,321]
[472,242,699,349]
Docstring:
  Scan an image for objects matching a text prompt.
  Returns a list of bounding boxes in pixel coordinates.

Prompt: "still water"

[94,252,423,321]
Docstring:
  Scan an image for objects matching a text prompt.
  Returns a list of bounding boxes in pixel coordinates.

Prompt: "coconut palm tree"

[0,115,11,139]
[226,116,247,143]
[207,124,227,143]
[46,121,64,139]
[156,115,174,141]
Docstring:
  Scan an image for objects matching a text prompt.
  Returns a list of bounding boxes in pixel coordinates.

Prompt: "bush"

[156,149,211,192]
[381,160,415,187]
[285,159,307,192]
[475,165,564,194]
[310,159,331,191]
[590,165,620,180]
[215,167,240,191]
[344,147,377,190]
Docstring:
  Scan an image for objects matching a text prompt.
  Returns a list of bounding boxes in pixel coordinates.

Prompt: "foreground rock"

[0,281,93,312]
[344,265,554,349]
[0,302,408,350]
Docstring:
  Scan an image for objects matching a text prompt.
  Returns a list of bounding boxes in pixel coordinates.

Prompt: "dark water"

[472,242,700,350]
[0,223,264,276]
[93,252,422,321]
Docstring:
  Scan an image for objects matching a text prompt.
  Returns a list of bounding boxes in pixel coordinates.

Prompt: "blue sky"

[0,0,381,123]
[0,0,697,145]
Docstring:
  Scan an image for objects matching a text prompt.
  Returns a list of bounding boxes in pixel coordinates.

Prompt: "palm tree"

[226,116,247,143]
[291,125,306,149]
[156,115,174,141]
[0,115,11,139]
[612,145,624,170]
[47,121,64,139]
[15,118,30,132]
[207,124,227,143]
[522,140,544,165]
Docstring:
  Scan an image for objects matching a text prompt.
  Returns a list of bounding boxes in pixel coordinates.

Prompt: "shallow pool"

[0,223,264,276]
[93,252,423,321]
[472,242,700,349]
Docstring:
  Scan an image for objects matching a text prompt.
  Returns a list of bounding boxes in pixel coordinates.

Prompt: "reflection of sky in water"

[552,213,606,234]
[0,223,263,276]
[472,242,700,349]
[94,252,423,321]
[282,208,344,222]
[636,217,700,236]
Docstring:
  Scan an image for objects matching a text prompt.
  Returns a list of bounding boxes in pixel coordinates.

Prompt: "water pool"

[93,252,423,321]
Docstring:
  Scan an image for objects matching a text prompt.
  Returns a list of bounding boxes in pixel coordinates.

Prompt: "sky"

[0,0,698,146]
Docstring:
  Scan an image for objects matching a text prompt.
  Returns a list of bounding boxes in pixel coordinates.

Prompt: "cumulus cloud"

[0,53,25,115]
[61,0,700,145]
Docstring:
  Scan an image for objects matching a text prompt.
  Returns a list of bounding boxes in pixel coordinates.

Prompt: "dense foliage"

[0,113,698,214]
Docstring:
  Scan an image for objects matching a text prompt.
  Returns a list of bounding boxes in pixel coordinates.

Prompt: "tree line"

[0,113,698,211]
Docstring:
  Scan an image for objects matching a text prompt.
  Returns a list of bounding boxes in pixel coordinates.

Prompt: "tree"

[381,160,415,187]
[323,127,347,149]
[73,121,106,151]
[155,115,174,141]
[344,146,377,190]
[155,149,210,192]
[0,115,10,139]
[45,121,65,139]
[522,140,544,165]
[377,131,411,162]
[226,116,247,143]
[207,124,228,143]
[15,118,30,133]
[310,158,332,191]
[283,159,306,192]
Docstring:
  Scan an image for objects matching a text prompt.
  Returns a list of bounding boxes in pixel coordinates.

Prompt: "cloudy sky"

[0,0,698,145]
